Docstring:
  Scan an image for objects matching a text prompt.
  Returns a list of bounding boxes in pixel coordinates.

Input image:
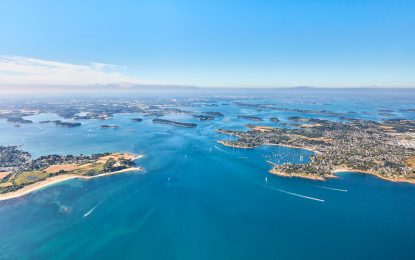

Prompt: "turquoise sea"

[1,89,415,259]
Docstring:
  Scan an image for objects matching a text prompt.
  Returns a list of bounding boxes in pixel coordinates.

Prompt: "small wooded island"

[0,146,142,200]
[153,118,197,128]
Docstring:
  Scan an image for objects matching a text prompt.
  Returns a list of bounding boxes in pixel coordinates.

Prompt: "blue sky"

[0,0,414,87]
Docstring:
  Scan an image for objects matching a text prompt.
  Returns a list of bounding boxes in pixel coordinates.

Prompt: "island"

[53,120,81,127]
[0,145,143,200]
[217,118,415,183]
[101,125,119,128]
[6,117,33,124]
[152,119,197,128]
[0,110,36,124]
[0,98,220,125]
[235,102,343,117]
[193,115,214,121]
[238,115,263,121]
[202,111,224,117]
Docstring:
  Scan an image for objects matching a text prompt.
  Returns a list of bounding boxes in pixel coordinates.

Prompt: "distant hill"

[0,83,413,95]
[0,83,199,94]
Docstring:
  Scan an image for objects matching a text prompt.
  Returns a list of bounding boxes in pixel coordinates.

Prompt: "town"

[218,117,415,182]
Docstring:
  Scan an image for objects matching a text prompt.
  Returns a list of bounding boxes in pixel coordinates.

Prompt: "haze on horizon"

[0,0,414,92]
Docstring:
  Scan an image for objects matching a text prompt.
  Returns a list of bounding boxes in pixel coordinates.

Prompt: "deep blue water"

[1,90,415,259]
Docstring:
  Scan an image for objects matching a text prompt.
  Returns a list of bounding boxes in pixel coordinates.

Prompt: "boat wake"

[269,187,325,202]
[266,160,278,166]
[316,186,348,192]
[214,146,226,152]
[82,200,104,218]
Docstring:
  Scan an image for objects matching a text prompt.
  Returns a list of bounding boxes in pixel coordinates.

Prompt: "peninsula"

[153,118,197,128]
[0,146,142,200]
[218,118,415,183]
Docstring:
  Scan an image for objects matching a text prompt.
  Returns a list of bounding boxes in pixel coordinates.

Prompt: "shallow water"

[1,89,415,259]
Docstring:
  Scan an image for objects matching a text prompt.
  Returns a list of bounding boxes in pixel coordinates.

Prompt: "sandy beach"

[332,168,415,184]
[268,167,415,184]
[0,167,142,201]
[269,168,327,181]
[219,140,415,184]
[220,138,415,184]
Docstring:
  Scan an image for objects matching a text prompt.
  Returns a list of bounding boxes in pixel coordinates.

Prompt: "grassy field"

[4,153,135,188]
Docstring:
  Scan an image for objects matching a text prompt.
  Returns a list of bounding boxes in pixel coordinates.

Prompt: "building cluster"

[219,118,415,180]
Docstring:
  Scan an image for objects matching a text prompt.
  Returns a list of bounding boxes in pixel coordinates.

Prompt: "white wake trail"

[214,146,226,152]
[266,160,278,166]
[316,186,348,192]
[270,187,325,203]
[82,200,104,218]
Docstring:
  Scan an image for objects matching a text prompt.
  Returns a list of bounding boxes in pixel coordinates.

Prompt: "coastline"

[132,155,144,160]
[218,140,415,185]
[269,168,327,181]
[217,140,319,154]
[268,167,415,184]
[0,167,142,201]
[263,143,319,154]
[332,168,415,184]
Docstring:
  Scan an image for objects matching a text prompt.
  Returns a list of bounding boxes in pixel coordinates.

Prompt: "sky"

[0,0,414,89]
